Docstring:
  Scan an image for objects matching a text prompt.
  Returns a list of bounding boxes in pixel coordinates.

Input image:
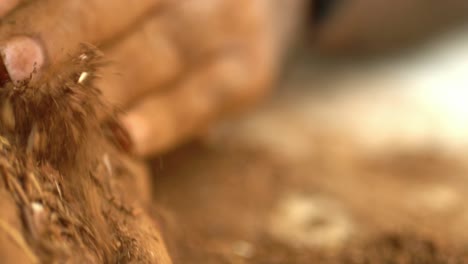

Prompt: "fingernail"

[1,36,45,85]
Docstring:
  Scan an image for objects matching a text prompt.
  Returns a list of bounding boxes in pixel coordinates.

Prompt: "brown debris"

[0,44,171,263]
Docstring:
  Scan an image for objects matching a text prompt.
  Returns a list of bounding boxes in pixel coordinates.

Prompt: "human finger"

[121,45,275,156]
[0,0,165,85]
[97,14,182,107]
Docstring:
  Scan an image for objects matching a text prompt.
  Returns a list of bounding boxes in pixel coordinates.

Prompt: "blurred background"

[152,1,468,263]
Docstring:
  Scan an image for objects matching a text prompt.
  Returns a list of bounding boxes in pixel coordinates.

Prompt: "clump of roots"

[0,45,170,263]
[0,44,109,170]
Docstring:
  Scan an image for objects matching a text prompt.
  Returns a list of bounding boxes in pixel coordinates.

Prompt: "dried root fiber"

[0,45,171,263]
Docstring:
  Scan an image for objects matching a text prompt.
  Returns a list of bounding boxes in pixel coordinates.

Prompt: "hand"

[0,0,282,157]
[97,0,280,156]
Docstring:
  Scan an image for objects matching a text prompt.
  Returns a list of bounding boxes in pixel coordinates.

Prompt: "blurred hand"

[98,1,279,156]
[0,0,283,156]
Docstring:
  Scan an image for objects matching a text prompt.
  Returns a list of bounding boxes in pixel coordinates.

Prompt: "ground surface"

[151,39,468,263]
